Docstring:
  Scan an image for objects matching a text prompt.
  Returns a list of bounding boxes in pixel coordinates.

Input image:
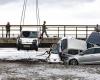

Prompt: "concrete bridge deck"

[0,38,60,43]
[0,38,60,47]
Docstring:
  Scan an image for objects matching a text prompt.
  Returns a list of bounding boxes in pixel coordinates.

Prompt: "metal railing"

[0,25,96,39]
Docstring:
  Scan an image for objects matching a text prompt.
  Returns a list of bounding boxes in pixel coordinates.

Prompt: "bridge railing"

[0,25,96,39]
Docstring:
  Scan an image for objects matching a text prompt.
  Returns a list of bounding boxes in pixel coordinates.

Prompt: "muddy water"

[0,48,100,80]
[0,61,88,80]
[0,61,100,80]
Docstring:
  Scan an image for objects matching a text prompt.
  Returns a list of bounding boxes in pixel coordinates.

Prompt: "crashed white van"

[47,37,87,63]
[16,30,40,51]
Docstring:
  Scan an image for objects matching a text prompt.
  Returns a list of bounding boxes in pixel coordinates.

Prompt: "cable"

[22,0,27,25]
[20,0,25,26]
[20,0,27,31]
[37,5,40,25]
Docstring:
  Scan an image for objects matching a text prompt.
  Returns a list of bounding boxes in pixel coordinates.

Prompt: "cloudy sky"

[0,0,100,25]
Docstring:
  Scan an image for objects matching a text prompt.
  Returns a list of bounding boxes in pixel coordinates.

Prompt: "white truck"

[47,37,87,63]
[16,30,40,51]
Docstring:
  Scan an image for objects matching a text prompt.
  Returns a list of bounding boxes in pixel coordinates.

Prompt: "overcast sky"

[0,0,99,25]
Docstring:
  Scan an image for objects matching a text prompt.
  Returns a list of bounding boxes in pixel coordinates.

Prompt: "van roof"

[60,36,75,40]
[60,37,83,41]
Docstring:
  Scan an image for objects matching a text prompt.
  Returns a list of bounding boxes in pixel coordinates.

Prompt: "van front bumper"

[18,43,37,49]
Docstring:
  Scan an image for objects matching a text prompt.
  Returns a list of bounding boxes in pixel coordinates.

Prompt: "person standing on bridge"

[95,24,100,32]
[40,21,49,38]
[6,22,11,38]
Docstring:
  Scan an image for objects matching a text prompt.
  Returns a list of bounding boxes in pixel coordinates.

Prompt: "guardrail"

[0,25,96,39]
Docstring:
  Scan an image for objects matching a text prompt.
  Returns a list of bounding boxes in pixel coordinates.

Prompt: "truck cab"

[16,30,40,51]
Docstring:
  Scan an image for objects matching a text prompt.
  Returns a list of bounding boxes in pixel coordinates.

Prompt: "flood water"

[0,61,100,80]
[0,48,100,80]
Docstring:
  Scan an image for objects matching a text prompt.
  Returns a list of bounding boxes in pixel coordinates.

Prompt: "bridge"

[0,25,96,47]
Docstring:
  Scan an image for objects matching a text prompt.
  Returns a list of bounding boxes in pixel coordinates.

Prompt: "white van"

[16,30,40,51]
[47,37,87,63]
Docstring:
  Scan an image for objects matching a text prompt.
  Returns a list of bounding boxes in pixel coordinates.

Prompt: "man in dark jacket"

[95,24,100,32]
[6,22,10,38]
[40,21,49,38]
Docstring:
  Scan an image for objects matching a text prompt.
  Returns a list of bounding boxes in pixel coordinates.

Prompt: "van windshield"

[68,50,78,55]
[51,44,59,54]
[21,31,38,38]
[68,49,82,55]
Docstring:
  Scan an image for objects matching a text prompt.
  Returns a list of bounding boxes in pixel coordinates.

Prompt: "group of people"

[5,21,49,38]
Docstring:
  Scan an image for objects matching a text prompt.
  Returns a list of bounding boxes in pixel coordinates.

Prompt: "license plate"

[23,45,30,47]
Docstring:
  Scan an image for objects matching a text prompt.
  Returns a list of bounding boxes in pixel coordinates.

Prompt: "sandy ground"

[0,48,100,80]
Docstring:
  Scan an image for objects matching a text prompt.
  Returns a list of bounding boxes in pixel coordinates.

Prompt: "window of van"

[68,49,79,55]
[61,39,67,51]
[51,44,59,54]
[87,43,94,48]
[83,48,94,54]
[94,48,100,53]
[22,31,30,38]
[21,31,38,38]
[30,31,38,38]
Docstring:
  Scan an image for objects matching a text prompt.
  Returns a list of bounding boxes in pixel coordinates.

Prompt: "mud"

[0,48,100,80]
[0,62,86,80]
[0,61,100,80]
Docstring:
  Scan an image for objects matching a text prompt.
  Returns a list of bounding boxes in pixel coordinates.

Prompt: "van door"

[61,39,67,52]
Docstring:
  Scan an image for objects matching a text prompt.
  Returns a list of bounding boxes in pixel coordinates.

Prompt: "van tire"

[16,44,20,50]
[35,47,38,51]
[69,59,78,65]
[17,47,20,50]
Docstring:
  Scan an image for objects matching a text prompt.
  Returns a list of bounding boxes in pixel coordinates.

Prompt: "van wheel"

[17,45,20,50]
[17,46,20,50]
[69,59,78,65]
[35,47,38,51]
